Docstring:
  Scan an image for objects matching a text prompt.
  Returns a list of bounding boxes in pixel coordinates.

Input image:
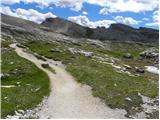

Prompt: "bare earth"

[10,43,126,119]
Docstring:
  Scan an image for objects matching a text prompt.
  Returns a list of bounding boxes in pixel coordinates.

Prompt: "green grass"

[1,41,50,118]
[23,40,159,116]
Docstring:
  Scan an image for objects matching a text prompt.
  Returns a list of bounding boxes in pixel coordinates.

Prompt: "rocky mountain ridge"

[1,13,159,44]
[42,17,159,43]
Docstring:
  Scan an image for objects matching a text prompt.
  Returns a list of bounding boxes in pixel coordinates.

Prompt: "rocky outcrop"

[41,18,159,43]
[41,17,87,38]
[140,48,159,58]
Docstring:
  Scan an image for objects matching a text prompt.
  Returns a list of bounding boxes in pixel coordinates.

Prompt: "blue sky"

[1,0,159,29]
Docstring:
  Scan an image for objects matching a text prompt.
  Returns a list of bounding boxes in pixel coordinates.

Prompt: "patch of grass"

[66,60,158,114]
[23,40,158,116]
[1,42,50,118]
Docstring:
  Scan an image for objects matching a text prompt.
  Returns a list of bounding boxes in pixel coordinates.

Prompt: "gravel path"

[10,43,126,119]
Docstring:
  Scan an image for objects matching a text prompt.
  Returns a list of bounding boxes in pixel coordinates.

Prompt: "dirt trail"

[10,43,126,119]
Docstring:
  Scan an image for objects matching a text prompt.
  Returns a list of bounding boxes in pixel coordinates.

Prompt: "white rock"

[18,110,25,114]
[125,97,132,101]
[10,62,14,65]
[0,73,5,78]
[145,66,159,74]
[114,83,117,87]
[0,85,16,88]
[4,97,8,99]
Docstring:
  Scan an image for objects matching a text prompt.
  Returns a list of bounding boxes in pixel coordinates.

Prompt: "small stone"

[10,62,14,65]
[114,83,117,87]
[124,65,132,69]
[18,110,25,114]
[125,97,132,101]
[4,97,8,99]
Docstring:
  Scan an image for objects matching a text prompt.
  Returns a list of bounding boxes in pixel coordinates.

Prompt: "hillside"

[1,14,159,119]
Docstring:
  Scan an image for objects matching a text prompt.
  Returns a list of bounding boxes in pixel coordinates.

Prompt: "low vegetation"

[1,41,50,118]
[23,40,158,116]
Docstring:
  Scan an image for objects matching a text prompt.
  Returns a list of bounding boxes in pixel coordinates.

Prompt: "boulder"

[135,67,145,73]
[123,53,133,59]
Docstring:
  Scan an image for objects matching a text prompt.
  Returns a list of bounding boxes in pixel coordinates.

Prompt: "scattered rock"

[123,53,133,59]
[140,48,159,58]
[68,48,93,57]
[124,64,132,69]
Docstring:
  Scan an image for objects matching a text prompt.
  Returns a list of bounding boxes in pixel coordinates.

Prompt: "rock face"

[41,17,159,43]
[41,17,87,38]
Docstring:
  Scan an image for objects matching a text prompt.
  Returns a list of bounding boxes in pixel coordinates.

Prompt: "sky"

[1,0,159,29]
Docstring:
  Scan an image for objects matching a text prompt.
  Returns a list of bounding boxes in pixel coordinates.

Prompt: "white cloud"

[82,11,88,15]
[0,6,56,23]
[99,8,117,15]
[99,0,158,14]
[146,10,159,26]
[142,18,150,21]
[1,0,21,4]
[153,10,159,22]
[68,15,115,28]
[145,22,159,26]
[114,16,140,25]
[1,0,158,12]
